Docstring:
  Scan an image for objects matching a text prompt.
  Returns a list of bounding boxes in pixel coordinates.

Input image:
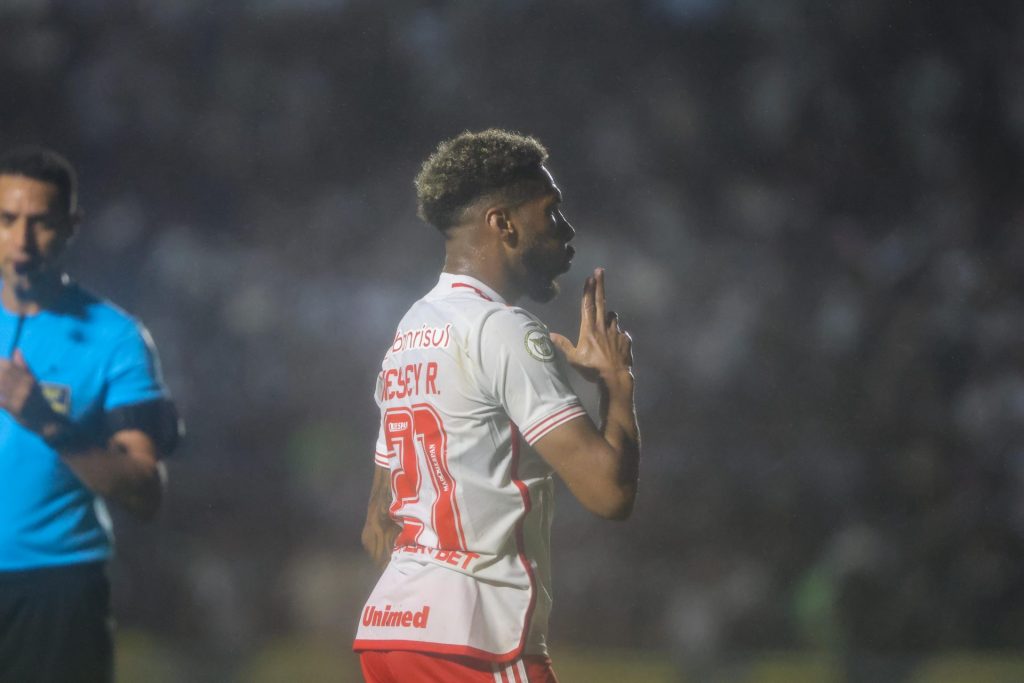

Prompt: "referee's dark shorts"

[0,561,113,683]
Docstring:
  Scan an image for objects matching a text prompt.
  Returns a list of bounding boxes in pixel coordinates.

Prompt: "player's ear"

[485,207,518,246]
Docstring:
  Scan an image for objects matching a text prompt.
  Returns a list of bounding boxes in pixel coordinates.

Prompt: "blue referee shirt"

[0,281,169,571]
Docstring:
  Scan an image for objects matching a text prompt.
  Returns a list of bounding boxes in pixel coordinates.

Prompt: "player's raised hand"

[550,268,634,386]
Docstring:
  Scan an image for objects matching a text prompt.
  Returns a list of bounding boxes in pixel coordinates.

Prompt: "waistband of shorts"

[0,560,108,584]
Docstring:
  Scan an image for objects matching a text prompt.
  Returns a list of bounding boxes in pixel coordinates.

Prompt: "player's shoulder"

[414,275,511,330]
[476,305,558,363]
[478,303,545,333]
[425,274,503,306]
[397,274,552,353]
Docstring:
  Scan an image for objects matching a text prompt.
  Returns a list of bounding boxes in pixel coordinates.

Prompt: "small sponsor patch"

[524,327,555,362]
[40,383,71,416]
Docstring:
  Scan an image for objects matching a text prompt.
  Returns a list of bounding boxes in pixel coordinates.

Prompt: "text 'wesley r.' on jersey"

[354,273,587,662]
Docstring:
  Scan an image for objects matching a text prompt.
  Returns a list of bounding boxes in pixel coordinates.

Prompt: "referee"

[0,147,181,683]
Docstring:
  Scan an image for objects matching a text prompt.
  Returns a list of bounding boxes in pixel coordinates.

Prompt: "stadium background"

[2,1,1023,681]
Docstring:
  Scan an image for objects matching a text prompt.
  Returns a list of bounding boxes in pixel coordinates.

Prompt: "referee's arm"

[59,430,165,520]
[0,351,168,520]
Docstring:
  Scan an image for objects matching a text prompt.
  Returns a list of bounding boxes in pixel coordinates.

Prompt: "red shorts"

[359,650,558,683]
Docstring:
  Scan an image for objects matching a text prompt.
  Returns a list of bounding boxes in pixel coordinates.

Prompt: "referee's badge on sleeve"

[40,383,71,416]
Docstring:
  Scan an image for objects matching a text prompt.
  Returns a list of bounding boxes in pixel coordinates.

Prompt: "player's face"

[0,175,74,296]
[511,168,575,303]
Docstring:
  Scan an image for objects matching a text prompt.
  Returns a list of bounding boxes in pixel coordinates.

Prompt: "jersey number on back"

[384,405,467,551]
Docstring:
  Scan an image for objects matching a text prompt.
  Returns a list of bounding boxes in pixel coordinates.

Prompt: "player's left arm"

[484,268,640,520]
[540,269,640,520]
[361,464,400,569]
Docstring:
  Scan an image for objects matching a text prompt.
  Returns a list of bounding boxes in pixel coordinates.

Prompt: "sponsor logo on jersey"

[40,382,71,416]
[389,323,452,355]
[397,543,481,569]
[362,604,431,629]
[524,326,555,362]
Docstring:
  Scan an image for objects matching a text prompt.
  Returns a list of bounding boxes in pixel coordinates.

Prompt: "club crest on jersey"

[524,326,555,362]
[40,382,71,416]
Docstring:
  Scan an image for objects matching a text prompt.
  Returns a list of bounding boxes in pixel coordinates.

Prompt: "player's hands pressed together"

[550,268,634,390]
[535,267,640,520]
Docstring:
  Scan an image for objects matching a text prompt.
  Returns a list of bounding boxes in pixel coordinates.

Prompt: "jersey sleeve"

[103,322,170,411]
[477,308,588,446]
[372,372,391,468]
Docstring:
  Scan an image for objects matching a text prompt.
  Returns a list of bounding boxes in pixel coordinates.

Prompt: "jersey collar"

[436,273,506,305]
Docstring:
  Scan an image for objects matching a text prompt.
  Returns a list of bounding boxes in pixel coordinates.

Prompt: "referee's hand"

[0,349,58,433]
[550,268,634,388]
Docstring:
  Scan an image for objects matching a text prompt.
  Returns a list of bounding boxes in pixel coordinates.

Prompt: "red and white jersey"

[354,273,588,662]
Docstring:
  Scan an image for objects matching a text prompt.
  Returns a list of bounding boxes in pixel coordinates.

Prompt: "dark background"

[2,0,1023,680]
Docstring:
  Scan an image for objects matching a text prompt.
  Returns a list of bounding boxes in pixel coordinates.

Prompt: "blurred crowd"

[1,0,1022,676]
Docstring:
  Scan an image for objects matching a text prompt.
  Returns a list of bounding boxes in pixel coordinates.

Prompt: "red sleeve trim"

[521,403,587,444]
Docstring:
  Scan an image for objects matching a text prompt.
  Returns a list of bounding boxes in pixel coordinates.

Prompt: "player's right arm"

[362,463,400,569]
[541,268,640,520]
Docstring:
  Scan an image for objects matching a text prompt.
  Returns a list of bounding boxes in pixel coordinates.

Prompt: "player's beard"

[520,241,571,304]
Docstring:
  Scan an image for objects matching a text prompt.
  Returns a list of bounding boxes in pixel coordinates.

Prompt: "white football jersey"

[354,273,588,662]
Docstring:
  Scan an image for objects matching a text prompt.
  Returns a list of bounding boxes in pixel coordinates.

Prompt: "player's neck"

[441,264,518,303]
[441,255,525,304]
[442,238,522,303]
